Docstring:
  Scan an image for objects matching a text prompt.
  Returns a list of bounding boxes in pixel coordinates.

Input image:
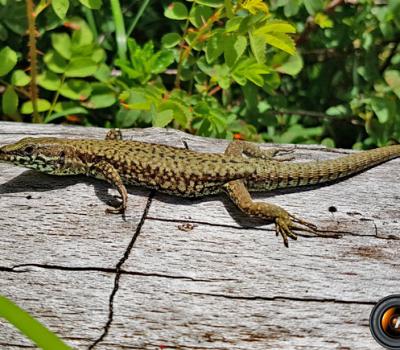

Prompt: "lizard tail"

[257,144,400,190]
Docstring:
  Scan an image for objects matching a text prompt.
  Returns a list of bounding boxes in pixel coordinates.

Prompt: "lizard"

[0,128,399,247]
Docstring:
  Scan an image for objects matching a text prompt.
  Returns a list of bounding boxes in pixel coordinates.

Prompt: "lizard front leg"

[90,160,128,214]
[224,179,317,247]
[225,140,294,161]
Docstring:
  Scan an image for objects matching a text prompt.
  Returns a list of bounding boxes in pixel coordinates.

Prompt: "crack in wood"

[5,263,238,283]
[183,292,377,306]
[88,191,155,350]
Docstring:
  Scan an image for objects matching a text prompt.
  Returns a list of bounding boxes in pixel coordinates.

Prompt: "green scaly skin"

[1,129,399,246]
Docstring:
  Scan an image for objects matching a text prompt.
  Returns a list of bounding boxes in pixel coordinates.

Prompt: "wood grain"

[0,121,398,349]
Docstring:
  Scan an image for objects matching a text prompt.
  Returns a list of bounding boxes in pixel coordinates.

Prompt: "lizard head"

[0,137,73,174]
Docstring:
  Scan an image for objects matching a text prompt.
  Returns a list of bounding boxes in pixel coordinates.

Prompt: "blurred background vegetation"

[0,0,399,149]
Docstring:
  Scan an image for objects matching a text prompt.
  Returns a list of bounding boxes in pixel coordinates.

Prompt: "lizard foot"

[105,200,126,214]
[275,213,318,247]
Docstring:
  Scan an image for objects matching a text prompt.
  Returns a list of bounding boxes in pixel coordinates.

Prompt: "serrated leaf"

[239,0,269,14]
[224,34,247,67]
[21,99,51,114]
[164,2,188,20]
[51,33,71,59]
[255,20,296,34]
[11,70,31,86]
[51,0,69,19]
[205,31,224,63]
[0,46,17,77]
[2,85,18,116]
[249,31,265,63]
[78,0,102,9]
[153,109,174,127]
[65,58,97,77]
[262,32,296,55]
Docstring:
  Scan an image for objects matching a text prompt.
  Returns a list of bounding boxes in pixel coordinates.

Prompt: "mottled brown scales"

[1,129,400,247]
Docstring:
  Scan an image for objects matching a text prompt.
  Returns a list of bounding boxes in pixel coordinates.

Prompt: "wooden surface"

[0,121,399,349]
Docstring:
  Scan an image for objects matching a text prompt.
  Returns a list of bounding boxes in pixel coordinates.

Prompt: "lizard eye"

[24,146,34,155]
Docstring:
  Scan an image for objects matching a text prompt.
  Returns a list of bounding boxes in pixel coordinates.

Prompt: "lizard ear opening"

[24,146,34,155]
[58,150,66,165]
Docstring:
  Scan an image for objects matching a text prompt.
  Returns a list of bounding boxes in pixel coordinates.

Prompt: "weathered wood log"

[0,121,398,349]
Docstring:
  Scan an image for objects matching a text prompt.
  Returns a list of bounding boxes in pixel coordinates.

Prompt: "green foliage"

[0,295,71,349]
[0,0,399,148]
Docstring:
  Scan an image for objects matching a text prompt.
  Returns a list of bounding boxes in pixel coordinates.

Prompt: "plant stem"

[127,0,150,37]
[46,74,66,122]
[110,0,127,60]
[26,0,41,123]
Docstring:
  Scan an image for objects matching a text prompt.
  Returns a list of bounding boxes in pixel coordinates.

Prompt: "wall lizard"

[1,129,399,247]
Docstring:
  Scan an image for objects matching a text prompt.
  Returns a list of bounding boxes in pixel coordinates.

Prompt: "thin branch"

[26,0,41,123]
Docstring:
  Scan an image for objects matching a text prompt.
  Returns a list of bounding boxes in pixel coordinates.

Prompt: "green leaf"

[314,13,333,29]
[205,31,224,63]
[21,99,51,114]
[65,58,97,77]
[224,34,247,67]
[161,33,181,48]
[81,94,116,109]
[189,5,212,28]
[255,20,296,34]
[0,46,17,77]
[11,70,30,86]
[150,50,175,74]
[37,71,61,91]
[70,19,94,47]
[283,0,300,17]
[51,33,71,59]
[232,57,271,87]
[384,70,400,99]
[370,96,395,124]
[2,85,18,116]
[51,0,69,19]
[44,50,68,74]
[193,0,224,7]
[78,0,102,9]
[249,32,265,63]
[59,79,92,100]
[153,109,174,127]
[44,106,88,123]
[164,2,188,20]
[262,32,296,55]
[275,53,303,75]
[225,17,244,32]
[303,0,323,15]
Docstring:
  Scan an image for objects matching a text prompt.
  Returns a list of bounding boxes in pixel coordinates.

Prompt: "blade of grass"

[0,295,71,350]
[126,0,151,37]
[110,0,127,60]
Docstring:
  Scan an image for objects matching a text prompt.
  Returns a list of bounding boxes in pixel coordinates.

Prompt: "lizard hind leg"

[225,140,294,161]
[105,128,123,141]
[224,179,317,247]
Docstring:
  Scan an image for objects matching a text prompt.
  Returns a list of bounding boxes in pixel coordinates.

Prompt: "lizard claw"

[275,213,318,247]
